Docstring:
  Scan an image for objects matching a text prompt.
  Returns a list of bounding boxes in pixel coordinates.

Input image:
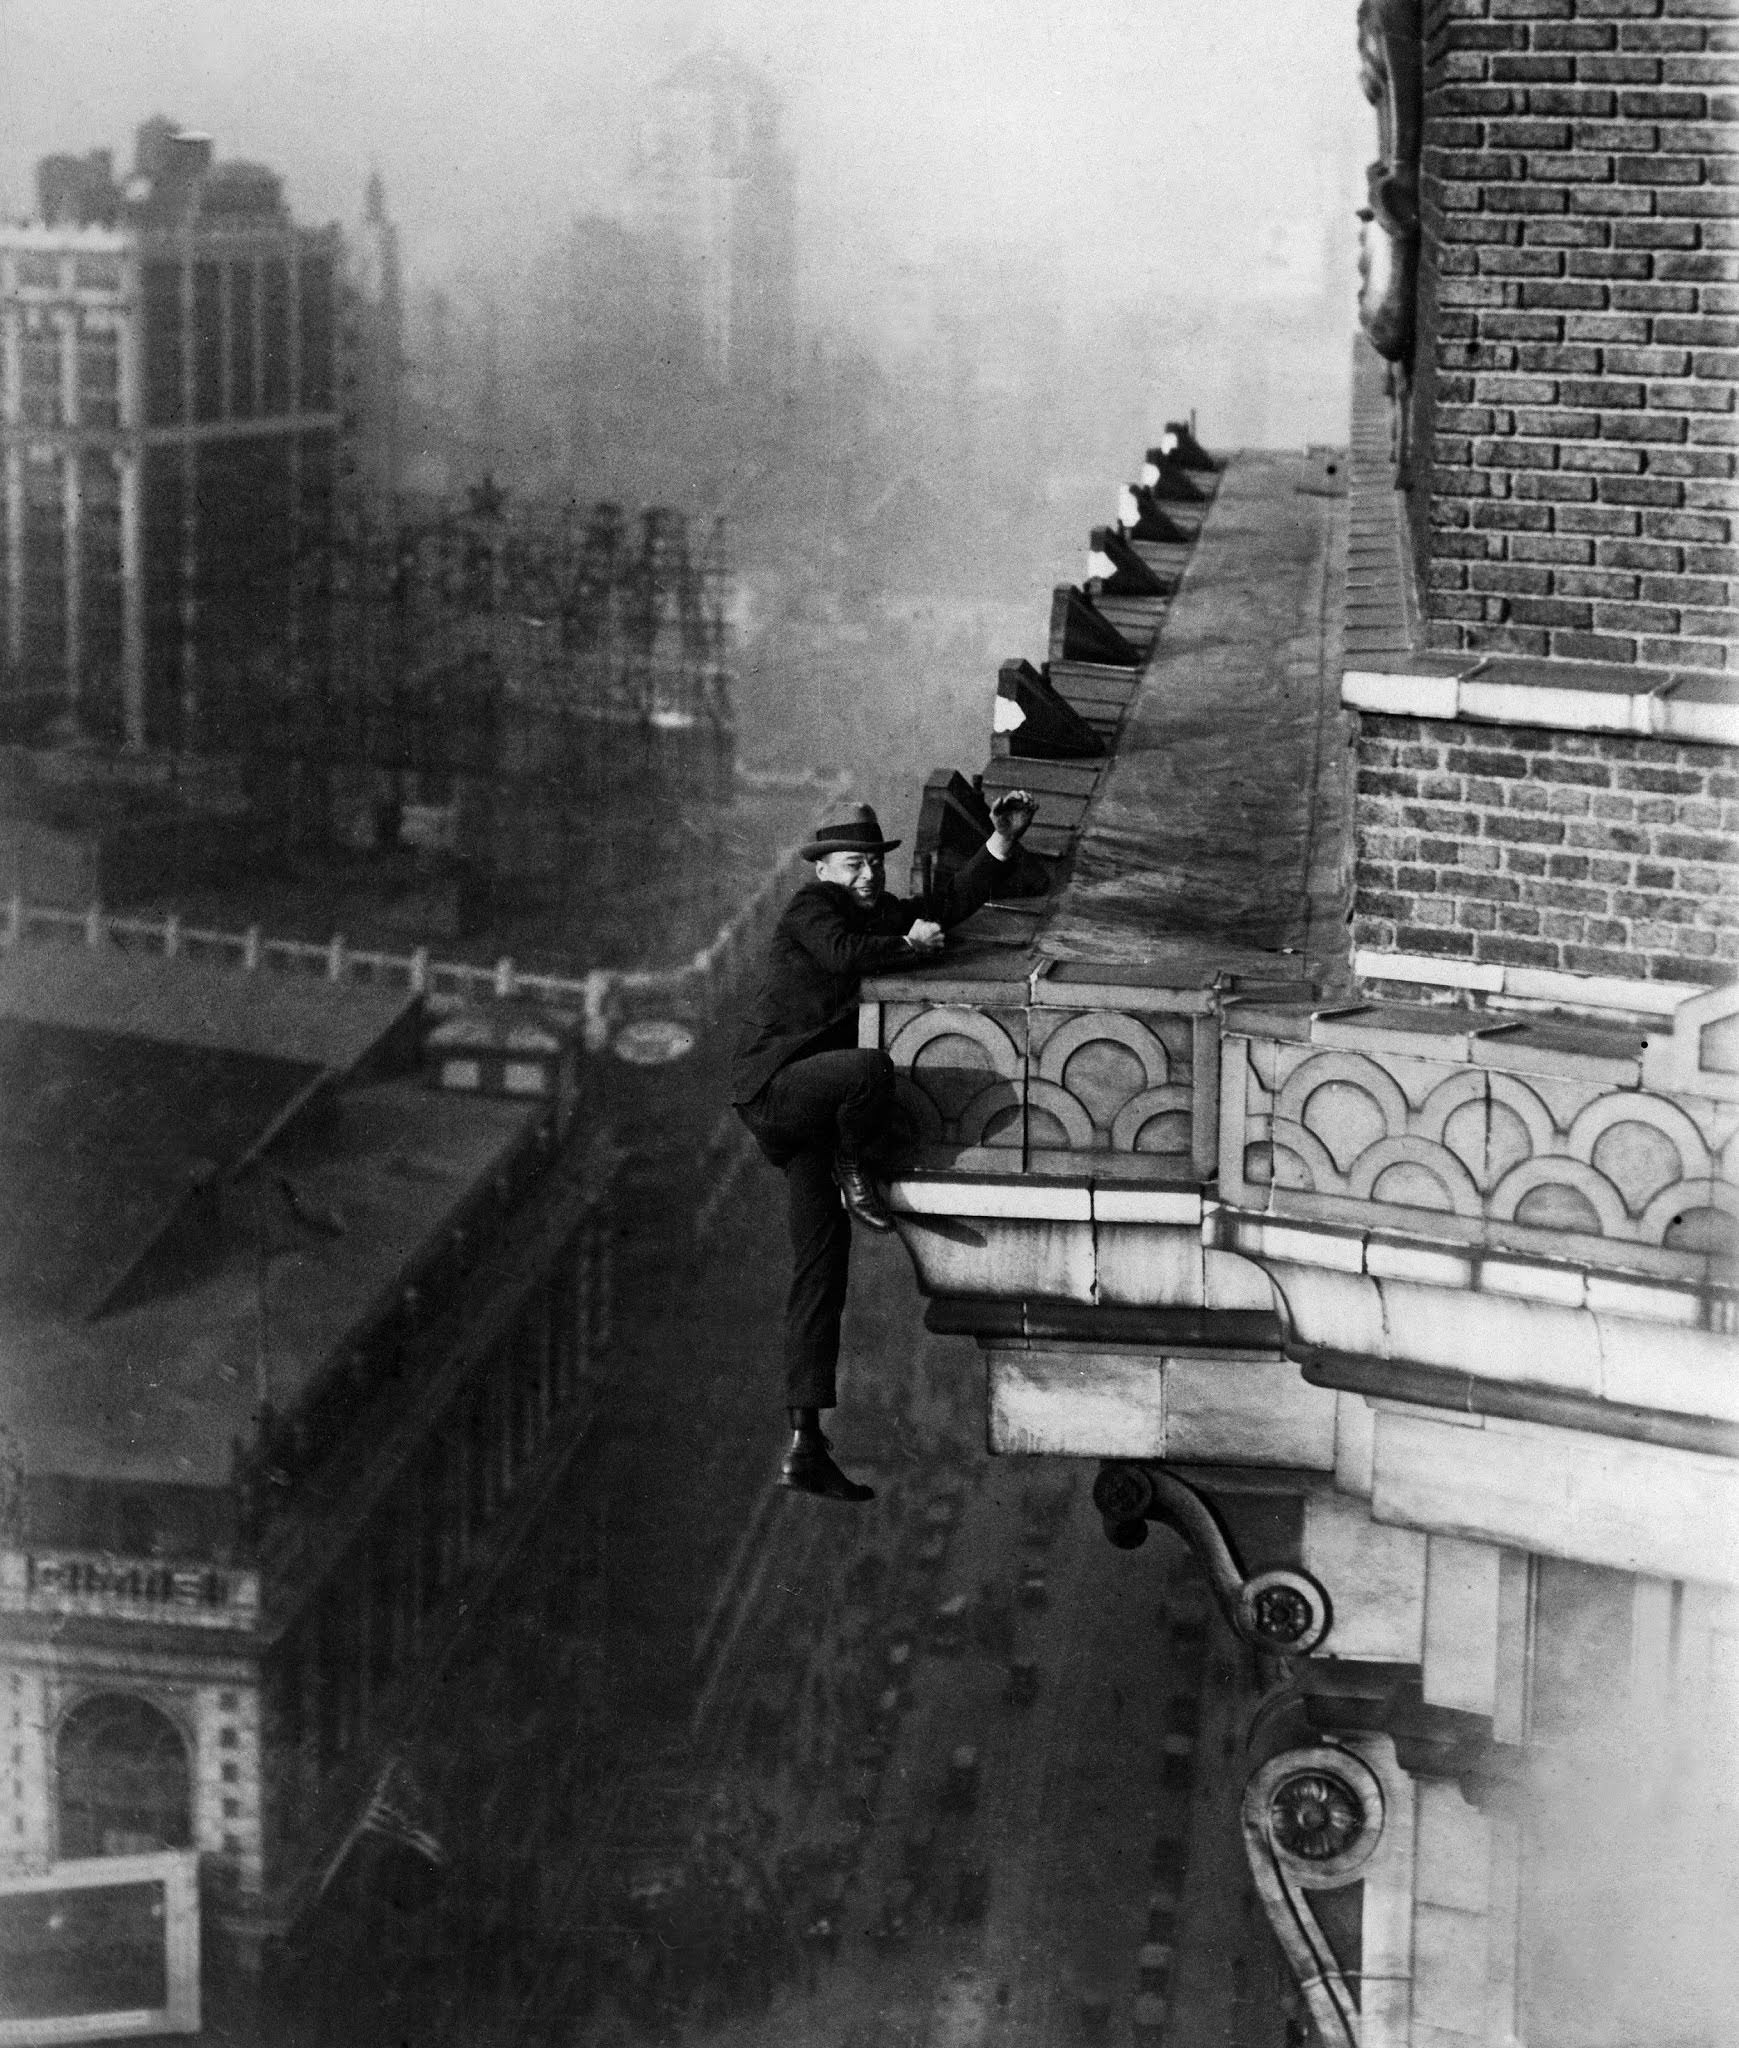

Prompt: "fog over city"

[1,1,1365,321]
[6,5,1728,2045]
[0,0,1367,825]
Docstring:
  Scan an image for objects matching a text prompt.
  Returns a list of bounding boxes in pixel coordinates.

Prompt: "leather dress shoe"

[780,1436,875,1504]
[833,1154,894,1232]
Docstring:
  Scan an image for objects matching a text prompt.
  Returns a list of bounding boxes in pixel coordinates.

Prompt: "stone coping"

[1343,656,1739,747]
[1352,946,1712,1022]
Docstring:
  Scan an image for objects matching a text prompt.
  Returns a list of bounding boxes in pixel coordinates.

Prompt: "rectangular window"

[21,454,66,672]
[227,262,258,418]
[16,254,60,290]
[77,328,120,430]
[192,261,223,423]
[297,254,334,412]
[141,260,183,426]
[140,448,183,746]
[78,453,124,687]
[74,256,122,292]
[20,333,62,429]
[260,258,290,415]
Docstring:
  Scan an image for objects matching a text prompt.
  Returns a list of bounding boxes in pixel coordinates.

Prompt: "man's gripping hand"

[988,789,1038,857]
[905,919,945,955]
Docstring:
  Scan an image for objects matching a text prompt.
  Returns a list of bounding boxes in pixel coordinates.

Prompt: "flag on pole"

[319,1755,450,1914]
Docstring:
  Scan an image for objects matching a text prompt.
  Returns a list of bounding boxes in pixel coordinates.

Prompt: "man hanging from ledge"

[731,791,1037,1503]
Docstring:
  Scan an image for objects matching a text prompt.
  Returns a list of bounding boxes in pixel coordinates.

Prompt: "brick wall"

[1353,712,1739,982]
[1413,0,1738,670]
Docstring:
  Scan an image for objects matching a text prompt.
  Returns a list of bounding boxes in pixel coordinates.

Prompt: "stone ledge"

[887,1176,1203,1225]
[1343,658,1739,747]
[1208,1208,1736,1330]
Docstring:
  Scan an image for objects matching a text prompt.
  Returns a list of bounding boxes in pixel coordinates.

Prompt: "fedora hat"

[801,803,902,862]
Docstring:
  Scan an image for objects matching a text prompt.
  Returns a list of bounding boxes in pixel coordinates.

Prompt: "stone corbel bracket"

[1090,1461,1333,1656]
[1241,1742,1388,2048]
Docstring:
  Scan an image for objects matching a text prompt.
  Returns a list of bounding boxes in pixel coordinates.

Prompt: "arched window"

[56,1694,192,1859]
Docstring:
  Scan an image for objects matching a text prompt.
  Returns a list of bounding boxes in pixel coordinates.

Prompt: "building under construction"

[259,489,738,926]
[0,483,738,949]
[0,123,737,940]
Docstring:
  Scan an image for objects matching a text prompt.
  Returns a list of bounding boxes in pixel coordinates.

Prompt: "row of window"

[4,252,333,430]
[8,253,124,294]
[141,254,334,427]
[263,1224,607,1848]
[10,316,121,430]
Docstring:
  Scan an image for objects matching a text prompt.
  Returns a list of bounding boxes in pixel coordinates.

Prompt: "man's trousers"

[735,1047,896,1409]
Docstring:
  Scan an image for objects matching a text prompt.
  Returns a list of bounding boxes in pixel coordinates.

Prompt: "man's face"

[816,849,884,907]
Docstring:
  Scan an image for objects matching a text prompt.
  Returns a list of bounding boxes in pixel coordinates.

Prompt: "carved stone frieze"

[1222,1030,1739,1271]
[868,994,1207,1176]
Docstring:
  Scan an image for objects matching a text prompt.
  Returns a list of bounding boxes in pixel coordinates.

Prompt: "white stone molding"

[1642,982,1739,1105]
[1343,664,1739,747]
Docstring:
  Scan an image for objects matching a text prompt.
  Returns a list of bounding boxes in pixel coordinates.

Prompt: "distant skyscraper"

[346,170,405,504]
[0,119,340,752]
[628,53,796,388]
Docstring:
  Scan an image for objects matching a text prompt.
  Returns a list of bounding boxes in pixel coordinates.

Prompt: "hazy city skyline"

[0,1,1366,416]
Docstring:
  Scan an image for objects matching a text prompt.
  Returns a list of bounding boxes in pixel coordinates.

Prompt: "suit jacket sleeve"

[905,843,1012,931]
[782,888,921,978]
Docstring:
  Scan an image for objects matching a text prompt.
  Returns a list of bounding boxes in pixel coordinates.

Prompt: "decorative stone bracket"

[1090,1461,1332,1656]
[1241,1742,1387,2048]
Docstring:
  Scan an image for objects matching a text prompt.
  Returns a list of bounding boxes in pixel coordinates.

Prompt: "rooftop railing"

[0,818,814,1049]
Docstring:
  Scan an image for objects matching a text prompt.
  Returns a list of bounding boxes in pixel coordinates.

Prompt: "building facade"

[0,121,341,754]
[0,944,614,1987]
[344,170,405,507]
[628,53,797,388]
[856,4,1735,2041]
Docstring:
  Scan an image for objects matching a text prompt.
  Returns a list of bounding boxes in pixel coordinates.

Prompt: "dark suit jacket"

[730,846,1009,1105]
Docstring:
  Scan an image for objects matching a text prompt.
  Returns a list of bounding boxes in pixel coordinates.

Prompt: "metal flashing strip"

[1297,1347,1739,1461]
[1343,664,1739,747]
[923,1296,1283,1353]
[1209,1207,1729,1329]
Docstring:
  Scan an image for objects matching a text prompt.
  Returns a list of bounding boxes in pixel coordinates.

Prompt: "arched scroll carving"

[1357,0,1423,477]
[1242,1744,1387,2048]
[1091,1462,1332,1656]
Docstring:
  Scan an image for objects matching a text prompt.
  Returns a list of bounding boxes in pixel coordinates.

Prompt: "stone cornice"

[1344,659,1739,748]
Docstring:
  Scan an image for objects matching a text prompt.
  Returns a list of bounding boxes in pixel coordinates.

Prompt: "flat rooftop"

[0,953,540,1494]
[0,1075,539,1493]
[0,1017,322,1319]
[0,945,417,1069]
